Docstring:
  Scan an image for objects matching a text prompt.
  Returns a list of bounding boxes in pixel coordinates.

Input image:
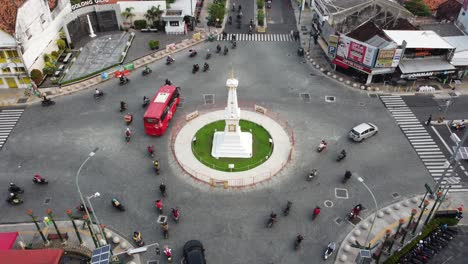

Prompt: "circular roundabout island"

[172,74,293,188]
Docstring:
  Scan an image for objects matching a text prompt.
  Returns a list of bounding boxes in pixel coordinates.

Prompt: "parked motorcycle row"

[398,224,458,264]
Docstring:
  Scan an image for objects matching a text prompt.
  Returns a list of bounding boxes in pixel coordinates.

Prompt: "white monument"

[211,73,252,158]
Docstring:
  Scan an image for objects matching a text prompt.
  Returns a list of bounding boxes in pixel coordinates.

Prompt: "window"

[2,67,11,73]
[169,21,179,27]
[6,50,19,58]
[145,118,158,124]
[0,78,3,85]
[0,51,5,63]
[40,14,46,24]
[20,77,31,84]
[5,78,18,88]
[15,67,26,73]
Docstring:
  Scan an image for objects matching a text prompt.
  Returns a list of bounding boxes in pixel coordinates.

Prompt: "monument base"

[211,131,252,158]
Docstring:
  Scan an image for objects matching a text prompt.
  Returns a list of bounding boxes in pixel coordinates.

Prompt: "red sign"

[348,41,366,64]
[334,56,372,74]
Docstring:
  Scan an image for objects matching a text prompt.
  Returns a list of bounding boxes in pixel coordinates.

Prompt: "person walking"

[426,114,432,126]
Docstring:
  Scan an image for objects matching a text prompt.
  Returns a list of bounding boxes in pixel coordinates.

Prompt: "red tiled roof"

[421,0,448,10]
[0,0,27,35]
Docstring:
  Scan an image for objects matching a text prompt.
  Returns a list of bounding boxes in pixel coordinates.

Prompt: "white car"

[349,123,378,142]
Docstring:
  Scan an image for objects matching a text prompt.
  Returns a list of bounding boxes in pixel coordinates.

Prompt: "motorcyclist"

[9,183,21,193]
[119,75,128,83]
[172,208,180,220]
[144,65,151,73]
[125,128,132,141]
[224,46,229,54]
[166,55,174,64]
[228,16,232,24]
[164,246,172,260]
[147,145,154,157]
[165,79,172,85]
[189,49,197,56]
[156,199,163,213]
[320,139,327,147]
[295,234,304,245]
[350,204,362,219]
[216,44,221,53]
[270,212,277,220]
[232,41,237,48]
[133,231,143,245]
[33,174,46,183]
[162,222,169,232]
[193,64,200,71]
[203,62,209,71]
[95,88,103,96]
[143,96,150,105]
[120,101,127,111]
[340,149,347,157]
[153,160,160,171]
[344,170,352,180]
[313,206,321,217]
[159,182,166,196]
[7,192,17,203]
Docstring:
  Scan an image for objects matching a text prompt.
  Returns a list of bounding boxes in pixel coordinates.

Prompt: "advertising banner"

[336,35,377,68]
[328,35,339,56]
[391,49,403,67]
[374,49,396,68]
[334,56,372,73]
[70,0,111,11]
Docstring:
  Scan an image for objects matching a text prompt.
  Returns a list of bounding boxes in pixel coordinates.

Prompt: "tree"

[145,5,164,27]
[208,2,226,23]
[404,0,432,17]
[56,39,66,50]
[30,69,43,84]
[121,7,136,25]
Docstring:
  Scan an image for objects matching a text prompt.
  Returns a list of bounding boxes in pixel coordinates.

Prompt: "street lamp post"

[86,192,106,244]
[357,177,379,249]
[75,147,99,247]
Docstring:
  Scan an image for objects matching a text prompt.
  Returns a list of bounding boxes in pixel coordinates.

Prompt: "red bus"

[143,85,181,136]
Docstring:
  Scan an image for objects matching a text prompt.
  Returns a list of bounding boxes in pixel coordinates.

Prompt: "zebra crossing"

[0,109,24,150]
[380,96,466,191]
[217,33,294,42]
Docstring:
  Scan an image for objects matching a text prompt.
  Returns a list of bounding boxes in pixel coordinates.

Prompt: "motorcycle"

[324,242,336,260]
[155,200,163,214]
[228,16,232,25]
[41,99,55,107]
[147,145,155,158]
[142,97,150,108]
[171,208,180,223]
[267,212,277,228]
[93,91,104,99]
[283,201,292,216]
[232,41,237,49]
[192,64,200,74]
[223,47,229,55]
[8,184,24,194]
[312,206,321,220]
[451,122,465,131]
[124,113,133,125]
[336,150,346,162]
[119,102,127,113]
[111,198,125,211]
[307,169,318,181]
[342,171,352,184]
[189,50,197,58]
[348,205,362,220]
[203,63,209,72]
[206,52,211,60]
[76,203,93,214]
[294,235,304,250]
[317,140,327,152]
[6,193,23,205]
[119,77,129,85]
[154,161,160,175]
[133,232,144,247]
[216,45,221,54]
[159,183,167,197]
[267,0,271,8]
[125,130,132,143]
[33,175,48,184]
[142,67,152,76]
[164,246,172,262]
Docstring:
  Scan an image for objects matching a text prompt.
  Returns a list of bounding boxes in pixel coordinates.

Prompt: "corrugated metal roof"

[399,58,455,73]
[444,36,468,66]
[383,30,454,49]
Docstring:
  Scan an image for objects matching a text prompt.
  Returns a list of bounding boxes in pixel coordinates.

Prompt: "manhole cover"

[368,94,377,98]
[44,198,51,204]
[177,97,185,108]
[335,218,343,225]
[325,96,336,102]
[203,94,214,105]
[324,200,333,207]
[300,93,311,102]
[157,215,167,224]
[147,261,159,264]
[392,192,400,198]
[17,98,28,104]
[335,188,349,199]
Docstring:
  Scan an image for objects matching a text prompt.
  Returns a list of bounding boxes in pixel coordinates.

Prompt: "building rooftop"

[0,30,16,47]
[0,0,26,35]
[317,0,371,14]
[419,23,465,37]
[444,36,468,66]
[383,30,454,49]
[422,0,448,10]
[346,21,414,48]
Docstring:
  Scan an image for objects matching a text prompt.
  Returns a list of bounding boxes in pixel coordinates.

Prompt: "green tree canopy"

[405,0,432,17]
[145,5,164,26]
[121,7,136,23]
[208,2,226,22]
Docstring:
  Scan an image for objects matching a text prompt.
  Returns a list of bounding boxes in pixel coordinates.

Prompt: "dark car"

[183,240,206,264]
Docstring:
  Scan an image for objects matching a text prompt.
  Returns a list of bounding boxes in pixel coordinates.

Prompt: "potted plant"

[149,40,160,50]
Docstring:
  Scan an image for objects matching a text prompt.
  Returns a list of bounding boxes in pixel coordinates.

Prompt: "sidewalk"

[334,192,467,264]
[0,220,141,263]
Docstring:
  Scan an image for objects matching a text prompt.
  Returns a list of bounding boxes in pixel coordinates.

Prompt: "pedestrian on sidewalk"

[426,114,432,126]
[232,2,235,12]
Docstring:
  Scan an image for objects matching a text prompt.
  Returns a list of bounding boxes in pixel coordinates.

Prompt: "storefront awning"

[0,249,64,264]
[0,232,18,250]
[399,59,455,74]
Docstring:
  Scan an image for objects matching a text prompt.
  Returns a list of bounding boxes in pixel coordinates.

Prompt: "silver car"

[349,123,378,142]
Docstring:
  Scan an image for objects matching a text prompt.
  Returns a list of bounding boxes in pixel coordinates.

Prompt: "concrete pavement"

[334,192,467,263]
[0,220,141,264]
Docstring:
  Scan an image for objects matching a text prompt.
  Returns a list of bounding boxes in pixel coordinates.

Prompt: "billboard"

[391,49,403,67]
[336,35,377,68]
[374,49,396,68]
[70,0,111,11]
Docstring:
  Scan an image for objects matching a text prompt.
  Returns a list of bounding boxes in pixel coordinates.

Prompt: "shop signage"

[336,35,377,68]
[391,49,403,67]
[70,0,111,11]
[328,35,339,56]
[374,49,396,68]
[334,56,372,73]
[401,70,456,79]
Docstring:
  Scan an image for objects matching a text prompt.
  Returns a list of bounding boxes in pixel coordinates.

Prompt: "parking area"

[429,225,468,264]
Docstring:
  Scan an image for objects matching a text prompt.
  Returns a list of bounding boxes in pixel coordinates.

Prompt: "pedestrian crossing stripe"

[0,109,24,150]
[380,95,468,192]
[217,33,295,42]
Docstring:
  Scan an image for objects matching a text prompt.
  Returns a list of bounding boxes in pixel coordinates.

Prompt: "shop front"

[398,59,456,83]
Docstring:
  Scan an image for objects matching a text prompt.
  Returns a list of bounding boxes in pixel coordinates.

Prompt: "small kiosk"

[163,10,186,35]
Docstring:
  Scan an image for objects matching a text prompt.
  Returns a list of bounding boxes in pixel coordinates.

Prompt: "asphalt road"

[0,41,432,263]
